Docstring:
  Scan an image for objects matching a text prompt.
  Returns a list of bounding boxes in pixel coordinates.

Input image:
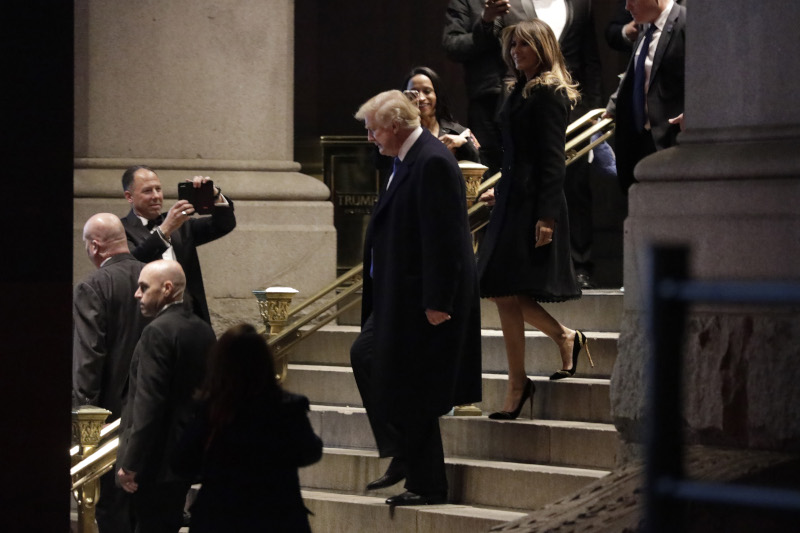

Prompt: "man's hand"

[623,21,640,43]
[159,199,195,238]
[478,187,496,206]
[439,133,467,154]
[482,0,510,23]
[668,113,685,132]
[117,468,138,493]
[426,309,451,326]
[534,218,555,248]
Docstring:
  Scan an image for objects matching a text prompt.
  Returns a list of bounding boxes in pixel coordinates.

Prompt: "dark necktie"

[632,24,656,133]
[386,157,399,190]
[145,214,164,231]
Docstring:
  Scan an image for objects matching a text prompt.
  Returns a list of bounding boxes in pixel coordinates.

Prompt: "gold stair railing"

[71,406,118,533]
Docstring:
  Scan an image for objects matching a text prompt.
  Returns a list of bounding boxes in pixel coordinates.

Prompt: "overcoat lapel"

[370,132,427,220]
[649,4,679,87]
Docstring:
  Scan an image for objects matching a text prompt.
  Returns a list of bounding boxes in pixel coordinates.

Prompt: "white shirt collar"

[397,126,423,162]
[653,0,674,31]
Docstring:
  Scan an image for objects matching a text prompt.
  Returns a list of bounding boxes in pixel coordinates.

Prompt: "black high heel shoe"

[489,378,535,420]
[550,330,594,381]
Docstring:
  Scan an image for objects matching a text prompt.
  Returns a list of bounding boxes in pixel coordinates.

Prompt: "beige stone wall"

[74,0,294,160]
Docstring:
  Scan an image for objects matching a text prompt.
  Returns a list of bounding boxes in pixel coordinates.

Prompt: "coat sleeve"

[442,0,500,63]
[119,325,174,473]
[284,396,323,468]
[184,198,237,247]
[418,153,468,314]
[530,88,569,221]
[72,281,106,407]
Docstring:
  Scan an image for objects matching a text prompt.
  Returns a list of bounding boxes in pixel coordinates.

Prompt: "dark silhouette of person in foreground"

[174,324,323,532]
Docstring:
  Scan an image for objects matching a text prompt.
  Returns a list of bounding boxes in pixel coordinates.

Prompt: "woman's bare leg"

[516,296,577,371]
[494,296,531,412]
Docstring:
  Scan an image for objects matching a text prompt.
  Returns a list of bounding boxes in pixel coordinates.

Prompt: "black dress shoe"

[366,458,406,491]
[385,491,447,506]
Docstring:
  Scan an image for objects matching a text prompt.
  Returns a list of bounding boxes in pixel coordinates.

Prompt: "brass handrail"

[72,437,119,490]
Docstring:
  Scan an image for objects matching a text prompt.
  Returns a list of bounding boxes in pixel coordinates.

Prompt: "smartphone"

[178,181,215,215]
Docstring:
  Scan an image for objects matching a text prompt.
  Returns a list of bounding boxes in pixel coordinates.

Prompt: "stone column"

[611,0,800,458]
[73,1,335,332]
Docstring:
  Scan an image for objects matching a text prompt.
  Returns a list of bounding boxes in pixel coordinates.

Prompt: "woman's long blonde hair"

[501,19,580,106]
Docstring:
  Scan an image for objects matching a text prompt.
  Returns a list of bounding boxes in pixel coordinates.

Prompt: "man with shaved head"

[117,260,216,532]
[73,212,147,533]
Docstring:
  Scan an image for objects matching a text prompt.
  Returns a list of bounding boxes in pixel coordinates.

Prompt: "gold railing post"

[454,161,487,417]
[253,286,299,382]
[72,406,111,533]
[458,161,488,208]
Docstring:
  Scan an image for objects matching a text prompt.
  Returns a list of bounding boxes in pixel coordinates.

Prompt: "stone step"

[308,405,618,470]
[300,448,609,512]
[286,368,612,424]
[302,489,527,533]
[291,325,618,378]
[335,289,623,331]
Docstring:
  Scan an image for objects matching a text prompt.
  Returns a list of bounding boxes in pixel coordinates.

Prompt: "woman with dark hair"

[477,20,592,420]
[174,324,322,532]
[402,66,481,163]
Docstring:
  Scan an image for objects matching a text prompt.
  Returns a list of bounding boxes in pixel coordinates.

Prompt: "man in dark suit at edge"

[443,0,603,287]
[117,260,216,533]
[604,0,686,192]
[350,90,482,506]
[121,165,236,324]
[73,212,148,533]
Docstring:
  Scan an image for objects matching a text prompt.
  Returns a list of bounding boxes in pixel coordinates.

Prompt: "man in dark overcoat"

[350,90,482,506]
[73,212,148,533]
[117,260,216,532]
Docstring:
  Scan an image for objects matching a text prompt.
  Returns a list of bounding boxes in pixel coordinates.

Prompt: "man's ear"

[124,190,133,204]
[162,280,174,297]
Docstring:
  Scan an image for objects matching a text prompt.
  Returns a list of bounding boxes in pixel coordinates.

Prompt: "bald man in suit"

[117,260,216,533]
[73,212,147,533]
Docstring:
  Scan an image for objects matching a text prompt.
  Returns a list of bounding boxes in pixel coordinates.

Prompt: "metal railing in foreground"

[644,245,800,532]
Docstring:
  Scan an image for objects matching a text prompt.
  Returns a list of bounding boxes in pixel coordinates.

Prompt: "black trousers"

[564,156,593,274]
[350,315,448,497]
[131,480,190,533]
[96,469,133,533]
[617,128,657,193]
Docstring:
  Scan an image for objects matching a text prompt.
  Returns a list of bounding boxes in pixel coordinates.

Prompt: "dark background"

[294,0,629,173]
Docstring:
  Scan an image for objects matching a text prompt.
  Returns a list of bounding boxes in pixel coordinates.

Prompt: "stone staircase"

[282,290,623,533]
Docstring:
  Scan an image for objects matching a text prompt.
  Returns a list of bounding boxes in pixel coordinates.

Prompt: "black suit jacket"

[118,304,215,486]
[443,0,602,112]
[361,129,481,419]
[606,2,686,184]
[121,200,236,323]
[72,253,148,419]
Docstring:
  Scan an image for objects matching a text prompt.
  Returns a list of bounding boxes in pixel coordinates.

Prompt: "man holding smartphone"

[120,165,236,324]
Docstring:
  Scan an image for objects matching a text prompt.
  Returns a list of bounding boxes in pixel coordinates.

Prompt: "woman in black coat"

[174,324,322,532]
[477,20,593,420]
[402,66,481,163]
